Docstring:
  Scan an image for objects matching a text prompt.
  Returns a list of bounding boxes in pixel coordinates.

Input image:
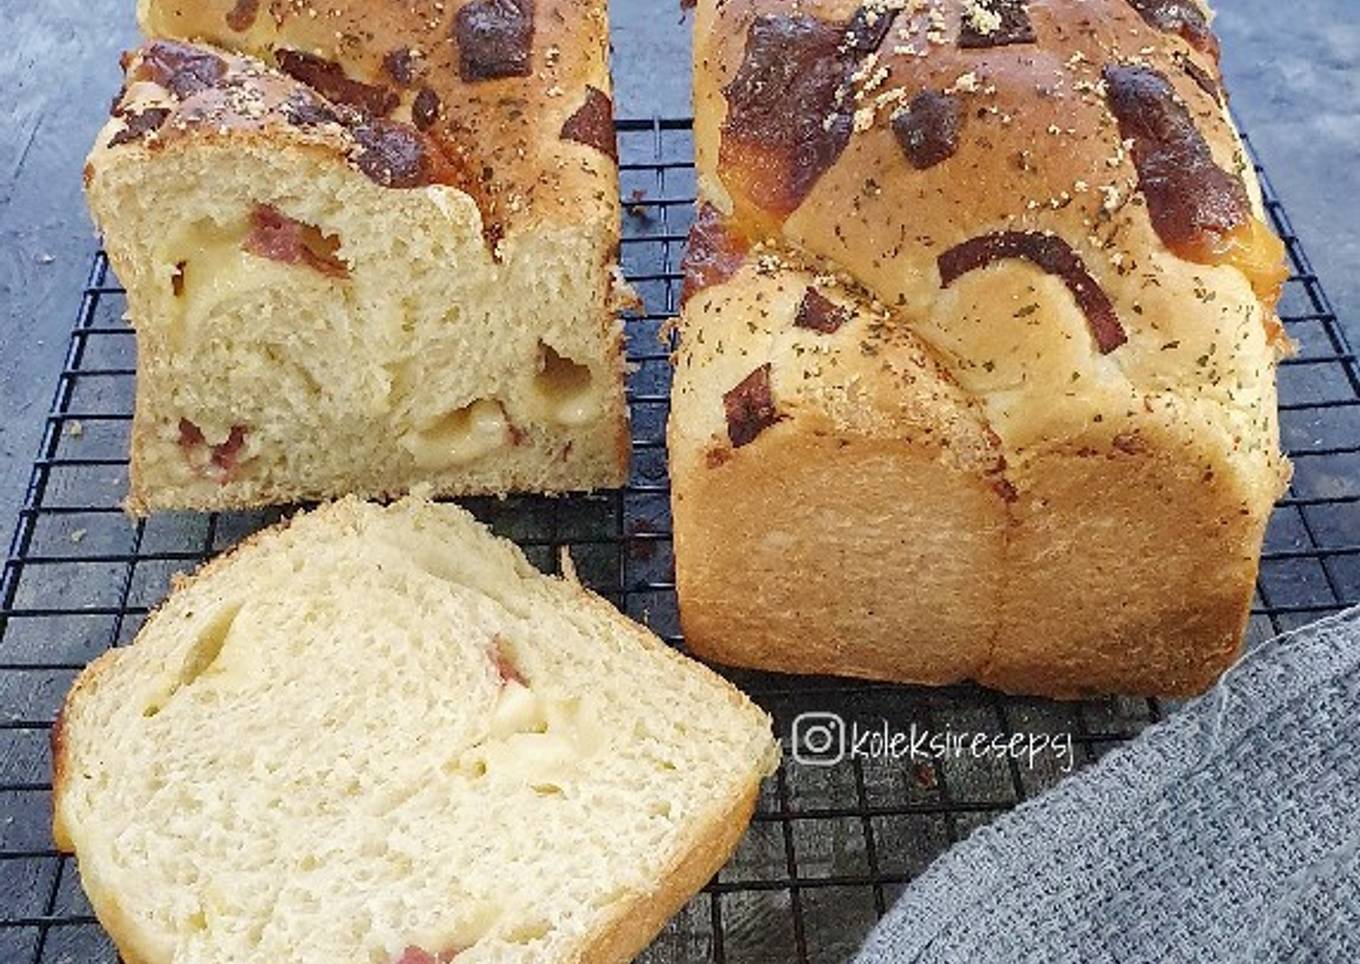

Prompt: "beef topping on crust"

[455,0,536,82]
[720,9,890,219]
[1124,0,1220,59]
[938,232,1127,354]
[991,478,1019,503]
[276,49,399,117]
[282,90,343,129]
[1104,64,1249,263]
[244,206,349,278]
[225,0,260,32]
[794,288,850,334]
[723,364,783,448]
[891,91,962,170]
[347,121,480,206]
[958,0,1036,48]
[109,108,172,147]
[1176,52,1221,101]
[383,47,424,87]
[560,86,617,161]
[843,5,897,53]
[413,88,442,130]
[680,204,749,306]
[136,41,228,99]
[351,120,443,188]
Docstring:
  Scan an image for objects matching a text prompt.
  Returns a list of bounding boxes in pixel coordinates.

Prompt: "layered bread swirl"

[88,0,629,512]
[53,498,777,963]
[669,0,1291,697]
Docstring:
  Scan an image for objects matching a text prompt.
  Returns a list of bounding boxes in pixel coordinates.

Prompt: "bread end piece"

[675,0,1288,698]
[89,40,629,513]
[670,259,1284,699]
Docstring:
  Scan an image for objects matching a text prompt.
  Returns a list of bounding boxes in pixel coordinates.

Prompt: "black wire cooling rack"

[0,117,1357,963]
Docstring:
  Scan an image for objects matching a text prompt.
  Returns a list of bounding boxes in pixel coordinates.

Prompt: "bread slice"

[88,37,629,514]
[52,497,777,964]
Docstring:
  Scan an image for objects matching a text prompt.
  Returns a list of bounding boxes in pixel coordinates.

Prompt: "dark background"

[2,0,1357,528]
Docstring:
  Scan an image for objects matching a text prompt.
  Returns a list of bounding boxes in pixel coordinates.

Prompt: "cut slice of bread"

[88,39,630,514]
[53,497,777,964]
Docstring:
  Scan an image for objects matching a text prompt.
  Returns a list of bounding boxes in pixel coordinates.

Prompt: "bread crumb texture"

[54,498,778,963]
[91,0,629,512]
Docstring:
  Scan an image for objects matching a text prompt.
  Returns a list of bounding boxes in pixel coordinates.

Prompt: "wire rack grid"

[0,117,1356,963]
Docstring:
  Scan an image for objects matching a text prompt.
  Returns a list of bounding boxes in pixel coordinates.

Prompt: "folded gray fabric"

[856,607,1360,964]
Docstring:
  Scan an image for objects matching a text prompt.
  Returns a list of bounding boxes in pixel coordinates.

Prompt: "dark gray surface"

[2,0,1358,531]
[2,1,139,533]
[1217,0,1360,325]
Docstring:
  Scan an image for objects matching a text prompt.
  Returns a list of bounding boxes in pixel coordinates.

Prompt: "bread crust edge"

[51,498,776,962]
[572,777,761,964]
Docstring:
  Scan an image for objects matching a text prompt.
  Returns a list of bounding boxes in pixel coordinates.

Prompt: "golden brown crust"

[137,0,618,248]
[53,644,166,964]
[675,431,1008,685]
[575,779,760,964]
[671,260,1015,683]
[97,42,487,233]
[984,432,1267,696]
[670,234,1285,696]
[692,0,1289,350]
[671,0,1291,697]
[49,703,72,852]
[694,0,1283,304]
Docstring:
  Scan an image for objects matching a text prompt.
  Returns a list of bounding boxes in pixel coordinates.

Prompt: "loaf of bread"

[670,0,1291,697]
[52,497,778,963]
[89,0,630,514]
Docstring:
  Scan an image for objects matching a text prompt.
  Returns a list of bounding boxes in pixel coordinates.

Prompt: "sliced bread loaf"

[53,497,777,963]
[89,33,629,513]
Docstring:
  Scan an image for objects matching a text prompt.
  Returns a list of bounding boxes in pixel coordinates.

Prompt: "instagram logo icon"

[792,712,846,766]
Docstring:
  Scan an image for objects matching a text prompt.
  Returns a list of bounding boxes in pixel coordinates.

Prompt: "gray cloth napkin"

[855,607,1360,964]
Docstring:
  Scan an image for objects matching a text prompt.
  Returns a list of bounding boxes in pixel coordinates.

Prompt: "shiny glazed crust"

[136,0,618,247]
[671,0,1291,698]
